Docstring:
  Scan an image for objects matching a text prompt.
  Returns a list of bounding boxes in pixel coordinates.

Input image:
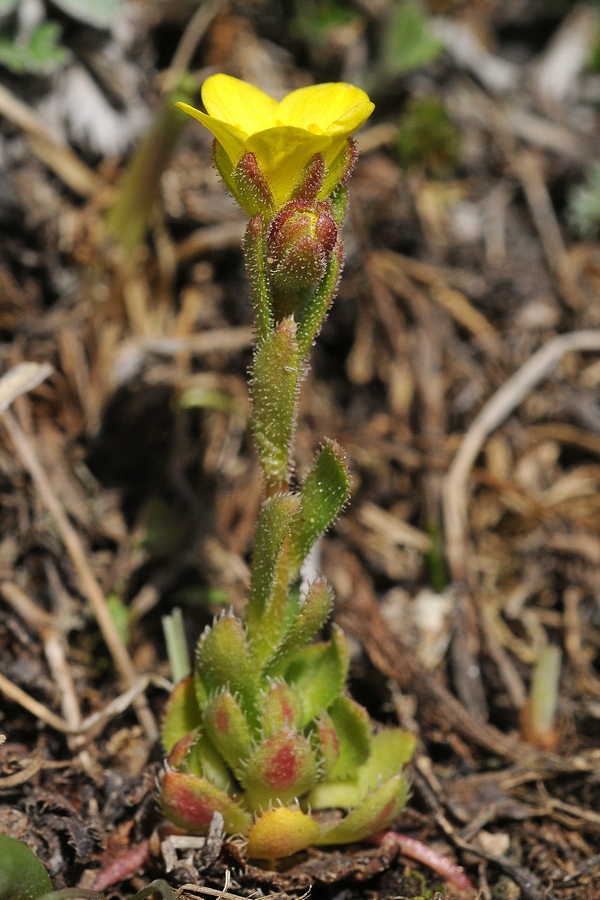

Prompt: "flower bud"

[266,200,338,312]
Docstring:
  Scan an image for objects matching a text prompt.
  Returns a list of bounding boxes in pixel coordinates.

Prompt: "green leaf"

[0,23,69,75]
[289,440,350,579]
[49,0,122,28]
[309,725,415,808]
[326,694,372,781]
[263,578,334,679]
[284,624,349,726]
[204,689,253,775]
[252,317,301,493]
[0,835,52,900]
[380,1,442,77]
[188,736,236,794]
[261,680,303,736]
[246,494,300,646]
[161,675,202,754]
[315,773,410,845]
[167,728,235,795]
[107,78,197,251]
[195,613,259,725]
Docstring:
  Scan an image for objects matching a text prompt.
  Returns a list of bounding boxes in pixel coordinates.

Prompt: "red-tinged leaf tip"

[167,732,196,769]
[159,769,251,836]
[247,806,320,859]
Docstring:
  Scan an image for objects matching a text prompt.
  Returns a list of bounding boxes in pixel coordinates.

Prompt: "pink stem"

[91,840,150,892]
[370,831,475,892]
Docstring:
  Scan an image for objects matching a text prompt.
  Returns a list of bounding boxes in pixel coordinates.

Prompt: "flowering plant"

[158,74,415,860]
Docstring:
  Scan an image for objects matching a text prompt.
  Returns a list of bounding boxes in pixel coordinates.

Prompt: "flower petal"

[277,83,374,135]
[202,73,278,134]
[245,126,331,206]
[176,103,247,165]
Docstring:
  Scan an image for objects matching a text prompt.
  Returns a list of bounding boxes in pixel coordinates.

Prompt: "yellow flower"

[177,75,374,208]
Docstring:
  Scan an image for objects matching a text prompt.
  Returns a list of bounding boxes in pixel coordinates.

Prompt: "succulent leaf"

[310,711,340,776]
[262,680,303,736]
[204,689,253,774]
[289,440,350,578]
[247,806,320,859]
[263,578,334,679]
[309,726,414,809]
[315,773,409,846]
[246,494,300,644]
[326,694,372,780]
[240,727,318,809]
[285,624,350,726]
[159,769,252,836]
[250,536,293,667]
[161,674,202,754]
[195,613,259,725]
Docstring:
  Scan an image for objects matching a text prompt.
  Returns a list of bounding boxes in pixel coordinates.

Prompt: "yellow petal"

[277,83,374,136]
[245,126,331,206]
[176,102,247,165]
[201,73,278,134]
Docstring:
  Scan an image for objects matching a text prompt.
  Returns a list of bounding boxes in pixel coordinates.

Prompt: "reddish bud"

[267,200,338,308]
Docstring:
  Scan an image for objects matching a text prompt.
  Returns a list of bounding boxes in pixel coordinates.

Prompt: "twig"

[443,330,600,582]
[162,0,229,93]
[0,670,71,733]
[1,409,158,740]
[0,581,93,768]
[514,152,583,310]
[0,83,104,197]
[0,670,170,738]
